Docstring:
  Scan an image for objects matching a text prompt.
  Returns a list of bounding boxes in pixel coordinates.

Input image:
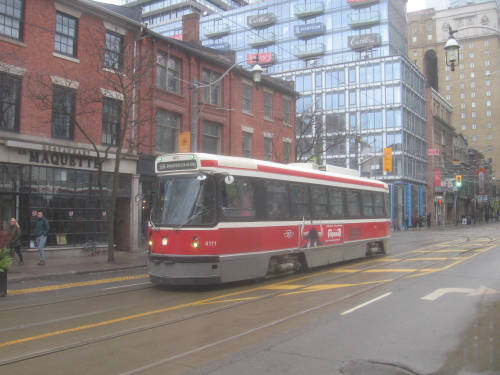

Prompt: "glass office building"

[152,0,428,228]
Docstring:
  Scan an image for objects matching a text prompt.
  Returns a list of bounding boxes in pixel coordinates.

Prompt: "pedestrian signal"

[438,199,443,206]
[455,175,462,187]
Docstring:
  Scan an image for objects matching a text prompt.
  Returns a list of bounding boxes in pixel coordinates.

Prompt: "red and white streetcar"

[147,153,391,285]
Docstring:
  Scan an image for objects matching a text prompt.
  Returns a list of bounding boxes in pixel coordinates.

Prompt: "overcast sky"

[96,0,426,12]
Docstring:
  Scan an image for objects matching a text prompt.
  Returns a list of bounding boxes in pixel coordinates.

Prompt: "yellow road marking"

[261,284,304,290]
[406,257,453,261]
[1,241,493,348]
[282,279,393,295]
[364,268,417,273]
[8,275,149,296]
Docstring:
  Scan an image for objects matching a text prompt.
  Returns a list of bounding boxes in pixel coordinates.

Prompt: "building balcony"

[293,43,325,59]
[204,24,231,38]
[294,2,325,18]
[248,32,276,47]
[348,12,380,28]
[347,0,380,7]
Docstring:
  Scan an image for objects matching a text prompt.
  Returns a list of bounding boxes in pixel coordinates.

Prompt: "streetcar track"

[0,236,494,368]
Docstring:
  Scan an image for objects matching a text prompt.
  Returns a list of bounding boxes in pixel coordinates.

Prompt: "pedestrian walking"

[426,213,431,228]
[7,218,23,265]
[33,211,49,265]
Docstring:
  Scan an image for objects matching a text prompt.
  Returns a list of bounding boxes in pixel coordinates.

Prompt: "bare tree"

[24,26,155,261]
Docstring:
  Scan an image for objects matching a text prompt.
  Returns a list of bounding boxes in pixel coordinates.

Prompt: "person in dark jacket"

[7,218,23,264]
[33,211,49,265]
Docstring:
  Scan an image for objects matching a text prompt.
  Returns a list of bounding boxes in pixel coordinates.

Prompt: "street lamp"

[444,27,460,71]
[444,25,500,72]
[191,62,263,152]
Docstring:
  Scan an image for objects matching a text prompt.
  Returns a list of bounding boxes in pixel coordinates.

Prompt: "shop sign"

[247,13,276,28]
[348,33,381,50]
[28,150,100,169]
[433,169,442,187]
[294,23,325,37]
[428,149,440,155]
[246,52,275,65]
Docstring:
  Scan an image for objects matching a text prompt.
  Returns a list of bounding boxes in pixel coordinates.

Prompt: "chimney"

[182,13,200,44]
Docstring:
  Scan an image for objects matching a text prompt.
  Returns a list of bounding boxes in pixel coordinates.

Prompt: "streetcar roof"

[156,153,388,191]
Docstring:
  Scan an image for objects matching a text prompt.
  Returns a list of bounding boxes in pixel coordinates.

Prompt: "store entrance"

[0,194,16,231]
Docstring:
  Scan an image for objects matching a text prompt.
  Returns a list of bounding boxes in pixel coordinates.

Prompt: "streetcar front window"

[151,175,215,226]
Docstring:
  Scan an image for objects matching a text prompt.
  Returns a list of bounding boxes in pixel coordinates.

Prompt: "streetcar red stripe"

[257,164,385,188]
[201,160,218,167]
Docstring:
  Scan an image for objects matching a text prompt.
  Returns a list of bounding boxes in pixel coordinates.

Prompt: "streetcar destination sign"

[157,160,197,171]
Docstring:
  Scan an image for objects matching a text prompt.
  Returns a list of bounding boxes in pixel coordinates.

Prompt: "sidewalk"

[7,248,147,283]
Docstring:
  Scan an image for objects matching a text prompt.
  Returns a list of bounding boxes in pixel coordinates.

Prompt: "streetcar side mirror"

[224,175,235,185]
[197,174,207,182]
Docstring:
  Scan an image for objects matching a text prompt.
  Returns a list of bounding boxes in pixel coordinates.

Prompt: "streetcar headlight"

[148,239,153,249]
[191,236,200,249]
[162,237,168,246]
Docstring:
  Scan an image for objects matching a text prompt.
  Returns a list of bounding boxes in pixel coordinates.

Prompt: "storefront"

[0,139,139,251]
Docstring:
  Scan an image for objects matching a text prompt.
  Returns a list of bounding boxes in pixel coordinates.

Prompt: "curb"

[8,263,147,283]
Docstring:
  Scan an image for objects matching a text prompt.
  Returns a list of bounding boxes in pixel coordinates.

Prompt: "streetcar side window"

[373,192,385,217]
[311,186,328,219]
[264,180,290,219]
[361,191,374,217]
[290,184,311,219]
[220,177,256,219]
[346,190,361,218]
[328,187,344,218]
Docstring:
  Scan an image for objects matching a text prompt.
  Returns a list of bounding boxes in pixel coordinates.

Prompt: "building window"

[488,134,493,140]
[472,135,477,142]
[102,97,121,146]
[487,100,491,107]
[264,91,273,120]
[484,40,489,47]
[470,62,475,68]
[283,141,291,163]
[471,82,475,88]
[486,90,491,97]
[0,0,23,40]
[487,110,492,117]
[283,97,291,125]
[485,60,490,66]
[202,121,221,154]
[461,124,466,131]
[472,123,477,129]
[446,95,451,100]
[201,69,222,105]
[460,103,466,109]
[156,54,181,94]
[242,82,253,113]
[488,122,492,128]
[471,112,476,118]
[461,113,466,119]
[264,137,272,161]
[52,85,75,140]
[104,31,123,71]
[242,131,252,158]
[471,102,476,108]
[445,85,450,91]
[0,72,21,131]
[55,12,78,57]
[460,83,465,89]
[155,109,180,153]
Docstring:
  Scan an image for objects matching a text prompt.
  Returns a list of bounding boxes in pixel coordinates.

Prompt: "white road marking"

[421,286,499,301]
[104,282,151,290]
[341,292,392,316]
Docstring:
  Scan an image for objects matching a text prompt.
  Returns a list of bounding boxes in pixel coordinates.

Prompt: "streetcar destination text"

[157,160,197,171]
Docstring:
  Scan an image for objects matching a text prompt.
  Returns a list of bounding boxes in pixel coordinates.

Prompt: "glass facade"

[150,0,426,226]
[0,163,131,247]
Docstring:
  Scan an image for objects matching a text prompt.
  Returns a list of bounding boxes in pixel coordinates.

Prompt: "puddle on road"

[432,299,500,374]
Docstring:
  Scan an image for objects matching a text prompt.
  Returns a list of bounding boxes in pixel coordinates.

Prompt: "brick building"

[0,1,296,252]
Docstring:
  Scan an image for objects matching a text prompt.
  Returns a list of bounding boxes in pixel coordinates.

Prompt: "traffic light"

[456,175,462,187]
[438,199,443,207]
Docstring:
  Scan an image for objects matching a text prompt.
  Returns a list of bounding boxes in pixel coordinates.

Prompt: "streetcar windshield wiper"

[174,207,209,231]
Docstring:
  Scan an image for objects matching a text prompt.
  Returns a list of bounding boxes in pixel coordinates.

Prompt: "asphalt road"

[1,223,500,375]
